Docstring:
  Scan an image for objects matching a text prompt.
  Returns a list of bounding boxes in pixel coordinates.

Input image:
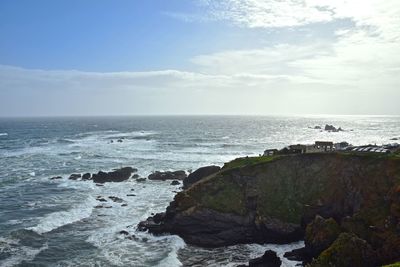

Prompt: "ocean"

[0,115,399,267]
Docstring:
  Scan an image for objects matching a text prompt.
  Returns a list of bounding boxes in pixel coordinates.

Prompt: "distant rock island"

[139,147,400,266]
[311,124,345,132]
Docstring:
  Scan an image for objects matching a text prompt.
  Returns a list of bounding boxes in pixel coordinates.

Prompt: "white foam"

[29,172,36,177]
[154,236,185,267]
[0,237,48,267]
[28,196,96,234]
[0,132,8,136]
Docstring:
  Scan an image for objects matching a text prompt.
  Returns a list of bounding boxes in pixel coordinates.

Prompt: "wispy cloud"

[171,0,400,38]
[1,0,400,116]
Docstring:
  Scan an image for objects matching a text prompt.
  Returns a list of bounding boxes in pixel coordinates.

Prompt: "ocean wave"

[57,138,75,144]
[28,196,96,234]
[0,132,8,136]
[154,236,185,267]
[0,234,48,267]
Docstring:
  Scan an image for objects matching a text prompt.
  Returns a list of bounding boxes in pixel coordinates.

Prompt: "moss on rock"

[308,233,377,267]
[305,216,341,255]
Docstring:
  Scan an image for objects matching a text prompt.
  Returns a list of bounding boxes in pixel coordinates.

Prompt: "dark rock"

[314,126,321,129]
[137,153,400,264]
[170,180,181,186]
[96,183,104,187]
[390,137,399,141]
[97,198,107,202]
[309,233,377,267]
[324,124,344,132]
[138,209,302,247]
[92,167,137,183]
[136,178,147,182]
[305,215,341,257]
[94,205,104,209]
[126,234,140,241]
[121,203,128,207]
[248,250,281,267]
[82,173,91,180]
[50,176,62,180]
[126,194,136,197]
[132,174,139,179]
[109,196,124,203]
[142,237,148,242]
[69,173,81,180]
[119,230,129,235]
[284,247,308,262]
[148,170,187,181]
[117,139,123,143]
[183,165,221,189]
[131,189,135,191]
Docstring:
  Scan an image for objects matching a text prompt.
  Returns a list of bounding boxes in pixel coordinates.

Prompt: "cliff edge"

[139,152,400,266]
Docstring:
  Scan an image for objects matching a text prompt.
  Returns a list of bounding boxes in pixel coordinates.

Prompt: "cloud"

[178,0,400,38]
[0,65,296,116]
[1,0,400,116]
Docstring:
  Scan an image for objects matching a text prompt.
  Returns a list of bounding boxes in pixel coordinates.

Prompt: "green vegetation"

[305,216,341,254]
[383,263,400,267]
[309,233,376,267]
[199,175,247,215]
[222,155,281,170]
[172,151,400,264]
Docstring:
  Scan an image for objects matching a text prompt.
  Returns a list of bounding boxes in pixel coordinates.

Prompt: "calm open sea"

[0,115,399,267]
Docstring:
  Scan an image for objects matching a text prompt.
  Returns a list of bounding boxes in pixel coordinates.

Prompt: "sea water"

[0,115,399,267]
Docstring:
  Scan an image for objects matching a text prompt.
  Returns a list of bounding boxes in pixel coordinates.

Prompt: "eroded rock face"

[183,165,221,189]
[309,233,377,267]
[92,167,137,183]
[305,215,341,256]
[148,171,187,181]
[138,153,400,264]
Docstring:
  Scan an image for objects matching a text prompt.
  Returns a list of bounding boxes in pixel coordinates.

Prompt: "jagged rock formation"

[138,152,400,265]
[148,170,187,181]
[92,167,137,183]
[183,165,221,189]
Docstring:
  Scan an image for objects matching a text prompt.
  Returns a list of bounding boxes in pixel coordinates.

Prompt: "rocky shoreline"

[138,151,400,267]
[51,149,400,266]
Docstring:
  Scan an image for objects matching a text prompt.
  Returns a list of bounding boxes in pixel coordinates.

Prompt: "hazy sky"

[0,0,399,116]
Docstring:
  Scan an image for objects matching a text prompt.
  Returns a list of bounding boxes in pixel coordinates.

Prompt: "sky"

[0,0,399,116]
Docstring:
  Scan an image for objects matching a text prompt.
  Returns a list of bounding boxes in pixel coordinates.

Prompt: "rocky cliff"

[139,152,400,266]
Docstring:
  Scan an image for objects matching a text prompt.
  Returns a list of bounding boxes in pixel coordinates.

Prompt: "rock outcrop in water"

[148,170,187,181]
[92,167,137,183]
[139,152,400,266]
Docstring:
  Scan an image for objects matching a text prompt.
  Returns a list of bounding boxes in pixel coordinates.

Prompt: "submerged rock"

[183,165,221,189]
[148,170,187,181]
[170,180,180,186]
[109,196,124,203]
[50,176,62,180]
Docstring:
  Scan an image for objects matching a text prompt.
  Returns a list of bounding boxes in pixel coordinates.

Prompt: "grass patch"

[222,155,281,170]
